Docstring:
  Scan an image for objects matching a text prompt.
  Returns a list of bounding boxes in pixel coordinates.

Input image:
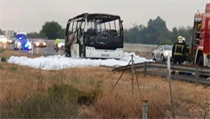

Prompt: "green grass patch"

[8,65,18,71]
[71,77,81,83]
[0,65,4,69]
[48,84,101,105]
[0,48,5,53]
[89,79,96,86]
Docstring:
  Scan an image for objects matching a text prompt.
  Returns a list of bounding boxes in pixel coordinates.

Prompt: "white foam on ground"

[7,52,152,70]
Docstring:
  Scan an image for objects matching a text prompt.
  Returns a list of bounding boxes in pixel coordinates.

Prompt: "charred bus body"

[64,13,124,59]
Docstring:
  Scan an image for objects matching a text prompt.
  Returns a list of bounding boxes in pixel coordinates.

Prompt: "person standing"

[171,36,185,74]
[55,38,60,52]
[182,37,189,63]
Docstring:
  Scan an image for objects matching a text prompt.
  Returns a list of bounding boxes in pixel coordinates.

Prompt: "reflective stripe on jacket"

[173,44,184,56]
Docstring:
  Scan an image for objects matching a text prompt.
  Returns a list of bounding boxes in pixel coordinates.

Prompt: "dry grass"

[0,49,210,118]
[0,49,41,60]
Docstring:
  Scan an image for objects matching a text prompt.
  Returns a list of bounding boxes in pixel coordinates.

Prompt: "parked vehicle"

[0,35,8,43]
[8,38,16,44]
[33,39,46,47]
[152,45,172,62]
[54,39,65,50]
[6,37,15,44]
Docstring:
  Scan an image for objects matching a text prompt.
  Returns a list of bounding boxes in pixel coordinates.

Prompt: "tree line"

[1,16,193,45]
[27,21,65,39]
[0,29,3,35]
[124,16,192,45]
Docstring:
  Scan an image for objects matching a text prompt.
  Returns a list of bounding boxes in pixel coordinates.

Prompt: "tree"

[0,29,3,35]
[123,16,193,45]
[57,29,66,39]
[40,21,62,39]
[146,16,170,44]
[27,32,41,38]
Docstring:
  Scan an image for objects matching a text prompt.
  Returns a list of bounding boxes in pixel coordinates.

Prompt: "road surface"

[0,43,64,56]
[0,42,157,57]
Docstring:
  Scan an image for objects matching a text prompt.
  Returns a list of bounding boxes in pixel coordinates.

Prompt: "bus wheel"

[197,55,203,66]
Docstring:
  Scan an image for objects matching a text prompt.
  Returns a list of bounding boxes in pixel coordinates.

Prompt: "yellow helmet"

[177,36,182,41]
[198,23,201,30]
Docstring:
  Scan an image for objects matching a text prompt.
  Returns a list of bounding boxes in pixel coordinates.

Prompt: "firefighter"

[55,38,60,52]
[182,37,189,63]
[171,36,185,74]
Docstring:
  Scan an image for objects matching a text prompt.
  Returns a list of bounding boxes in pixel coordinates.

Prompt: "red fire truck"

[190,3,210,67]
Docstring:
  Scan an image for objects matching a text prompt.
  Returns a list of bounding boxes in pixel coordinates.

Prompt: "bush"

[159,40,173,45]
[1,57,7,62]
[48,84,101,105]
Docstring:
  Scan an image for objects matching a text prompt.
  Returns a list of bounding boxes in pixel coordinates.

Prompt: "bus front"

[84,14,124,59]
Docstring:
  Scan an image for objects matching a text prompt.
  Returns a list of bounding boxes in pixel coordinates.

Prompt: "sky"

[0,0,209,33]
[7,52,152,70]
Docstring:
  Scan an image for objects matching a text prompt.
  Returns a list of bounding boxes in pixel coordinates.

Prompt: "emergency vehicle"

[190,3,210,67]
[14,32,32,50]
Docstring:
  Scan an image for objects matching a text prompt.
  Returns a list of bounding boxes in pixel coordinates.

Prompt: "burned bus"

[64,13,124,59]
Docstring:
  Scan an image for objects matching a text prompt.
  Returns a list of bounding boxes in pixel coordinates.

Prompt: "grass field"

[0,49,210,118]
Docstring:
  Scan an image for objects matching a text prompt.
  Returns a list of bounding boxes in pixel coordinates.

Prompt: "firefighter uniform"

[182,37,189,62]
[172,36,185,74]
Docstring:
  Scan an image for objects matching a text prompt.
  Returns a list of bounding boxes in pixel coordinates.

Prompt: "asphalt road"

[0,42,157,57]
[0,43,65,56]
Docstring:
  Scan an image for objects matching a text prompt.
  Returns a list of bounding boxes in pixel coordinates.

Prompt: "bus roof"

[67,13,121,23]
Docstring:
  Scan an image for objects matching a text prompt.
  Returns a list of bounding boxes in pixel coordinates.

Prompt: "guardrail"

[112,62,210,85]
[113,62,210,75]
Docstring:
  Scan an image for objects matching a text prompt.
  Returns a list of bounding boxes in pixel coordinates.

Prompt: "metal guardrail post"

[31,45,34,55]
[144,62,147,77]
[167,53,175,119]
[204,103,210,119]
[142,100,148,119]
[205,104,209,119]
[131,55,134,94]
[195,68,199,86]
